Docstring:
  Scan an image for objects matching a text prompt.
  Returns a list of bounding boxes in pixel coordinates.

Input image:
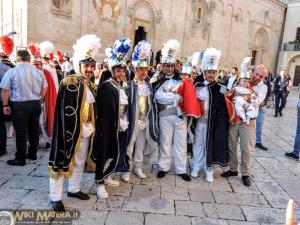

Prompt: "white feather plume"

[240,57,252,71]
[200,48,221,70]
[139,41,152,60]
[161,39,180,59]
[39,41,55,57]
[191,52,201,67]
[72,34,101,73]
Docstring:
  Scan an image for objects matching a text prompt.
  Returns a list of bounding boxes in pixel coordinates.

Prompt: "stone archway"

[128,0,161,55]
[250,27,269,66]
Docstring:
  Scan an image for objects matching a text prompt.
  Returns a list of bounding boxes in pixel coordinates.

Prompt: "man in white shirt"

[61,57,73,77]
[227,66,239,90]
[252,65,268,151]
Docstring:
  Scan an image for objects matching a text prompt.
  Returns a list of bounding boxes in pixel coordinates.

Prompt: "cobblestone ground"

[0,90,300,225]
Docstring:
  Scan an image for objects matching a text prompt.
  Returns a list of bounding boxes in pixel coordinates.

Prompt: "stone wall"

[25,0,286,73]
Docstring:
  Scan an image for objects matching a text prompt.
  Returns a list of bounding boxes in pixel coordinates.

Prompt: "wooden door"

[293,65,300,86]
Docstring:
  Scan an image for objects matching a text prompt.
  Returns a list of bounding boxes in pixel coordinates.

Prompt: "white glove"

[81,123,94,138]
[119,118,129,131]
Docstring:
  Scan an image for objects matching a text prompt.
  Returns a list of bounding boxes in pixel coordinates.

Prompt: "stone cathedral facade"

[0,0,287,73]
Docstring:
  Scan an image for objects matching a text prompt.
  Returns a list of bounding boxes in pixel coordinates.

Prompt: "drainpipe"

[181,0,189,56]
[123,0,128,36]
[79,0,83,36]
[275,5,287,74]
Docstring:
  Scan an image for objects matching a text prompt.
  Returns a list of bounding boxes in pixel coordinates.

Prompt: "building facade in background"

[278,0,300,86]
[1,0,287,73]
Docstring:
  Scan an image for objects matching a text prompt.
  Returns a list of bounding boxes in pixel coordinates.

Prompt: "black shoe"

[26,154,37,160]
[67,191,90,200]
[51,200,65,211]
[157,171,168,178]
[285,152,299,161]
[7,159,26,166]
[221,170,238,178]
[178,173,191,182]
[274,114,278,117]
[0,149,7,157]
[255,143,268,151]
[45,142,51,150]
[279,112,282,117]
[242,176,252,187]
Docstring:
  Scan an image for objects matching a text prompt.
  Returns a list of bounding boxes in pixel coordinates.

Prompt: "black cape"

[48,75,96,179]
[206,81,229,167]
[92,78,130,183]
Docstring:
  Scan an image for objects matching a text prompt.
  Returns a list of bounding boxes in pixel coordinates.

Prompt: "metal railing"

[283,42,300,51]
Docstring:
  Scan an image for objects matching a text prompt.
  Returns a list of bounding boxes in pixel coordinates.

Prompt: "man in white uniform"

[152,39,191,182]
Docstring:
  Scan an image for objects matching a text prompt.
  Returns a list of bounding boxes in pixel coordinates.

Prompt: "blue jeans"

[256,106,266,144]
[293,110,300,156]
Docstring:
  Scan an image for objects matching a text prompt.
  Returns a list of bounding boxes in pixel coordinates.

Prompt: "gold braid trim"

[85,101,96,172]
[65,84,86,179]
[61,75,79,85]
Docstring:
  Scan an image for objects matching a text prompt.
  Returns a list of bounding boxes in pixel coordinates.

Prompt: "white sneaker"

[96,184,108,198]
[191,169,199,178]
[134,168,146,179]
[205,170,214,183]
[121,172,130,182]
[104,176,119,187]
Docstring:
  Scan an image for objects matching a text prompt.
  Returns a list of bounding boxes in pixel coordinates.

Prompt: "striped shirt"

[0,62,11,94]
[0,62,48,102]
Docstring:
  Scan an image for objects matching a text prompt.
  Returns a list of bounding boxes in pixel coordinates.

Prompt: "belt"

[157,103,177,117]
[157,103,174,112]
[11,100,40,105]
[250,118,256,120]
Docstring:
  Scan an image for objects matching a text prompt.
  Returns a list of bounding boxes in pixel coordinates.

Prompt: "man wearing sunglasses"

[152,40,191,182]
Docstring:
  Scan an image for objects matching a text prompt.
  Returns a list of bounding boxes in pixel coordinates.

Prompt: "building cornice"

[266,0,287,10]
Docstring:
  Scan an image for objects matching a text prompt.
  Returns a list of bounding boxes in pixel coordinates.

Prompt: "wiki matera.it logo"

[0,211,15,225]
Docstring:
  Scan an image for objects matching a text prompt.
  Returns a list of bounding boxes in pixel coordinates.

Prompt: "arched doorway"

[251,27,269,66]
[134,26,147,47]
[129,0,160,64]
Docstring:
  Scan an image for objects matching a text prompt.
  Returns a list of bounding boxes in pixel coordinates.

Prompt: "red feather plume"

[49,53,54,61]
[57,50,64,63]
[27,43,39,56]
[0,35,14,55]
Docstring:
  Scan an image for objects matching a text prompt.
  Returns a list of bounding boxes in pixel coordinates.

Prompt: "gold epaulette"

[61,75,80,85]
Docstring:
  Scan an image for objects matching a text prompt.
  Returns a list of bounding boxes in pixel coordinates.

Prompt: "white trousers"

[49,136,90,201]
[133,128,147,165]
[192,118,213,175]
[158,115,187,174]
[39,105,51,144]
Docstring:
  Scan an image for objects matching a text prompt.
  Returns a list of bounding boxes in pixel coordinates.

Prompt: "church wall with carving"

[24,0,286,73]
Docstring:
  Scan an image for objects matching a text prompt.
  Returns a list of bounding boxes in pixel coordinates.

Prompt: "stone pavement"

[0,90,300,225]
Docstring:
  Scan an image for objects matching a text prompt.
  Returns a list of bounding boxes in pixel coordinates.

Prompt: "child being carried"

[233,72,256,125]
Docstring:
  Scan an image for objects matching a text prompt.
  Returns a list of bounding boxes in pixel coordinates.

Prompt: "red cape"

[177,79,202,118]
[43,69,57,137]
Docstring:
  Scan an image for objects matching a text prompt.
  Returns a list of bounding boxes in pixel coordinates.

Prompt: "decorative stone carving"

[191,0,213,38]
[92,0,121,21]
[51,0,72,16]
[129,0,161,24]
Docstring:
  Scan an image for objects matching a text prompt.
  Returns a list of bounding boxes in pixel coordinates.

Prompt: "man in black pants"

[0,50,47,166]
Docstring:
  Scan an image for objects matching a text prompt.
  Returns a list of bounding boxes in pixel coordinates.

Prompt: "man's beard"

[82,72,93,79]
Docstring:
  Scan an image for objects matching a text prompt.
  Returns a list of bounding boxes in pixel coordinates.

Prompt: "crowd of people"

[0,33,299,214]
